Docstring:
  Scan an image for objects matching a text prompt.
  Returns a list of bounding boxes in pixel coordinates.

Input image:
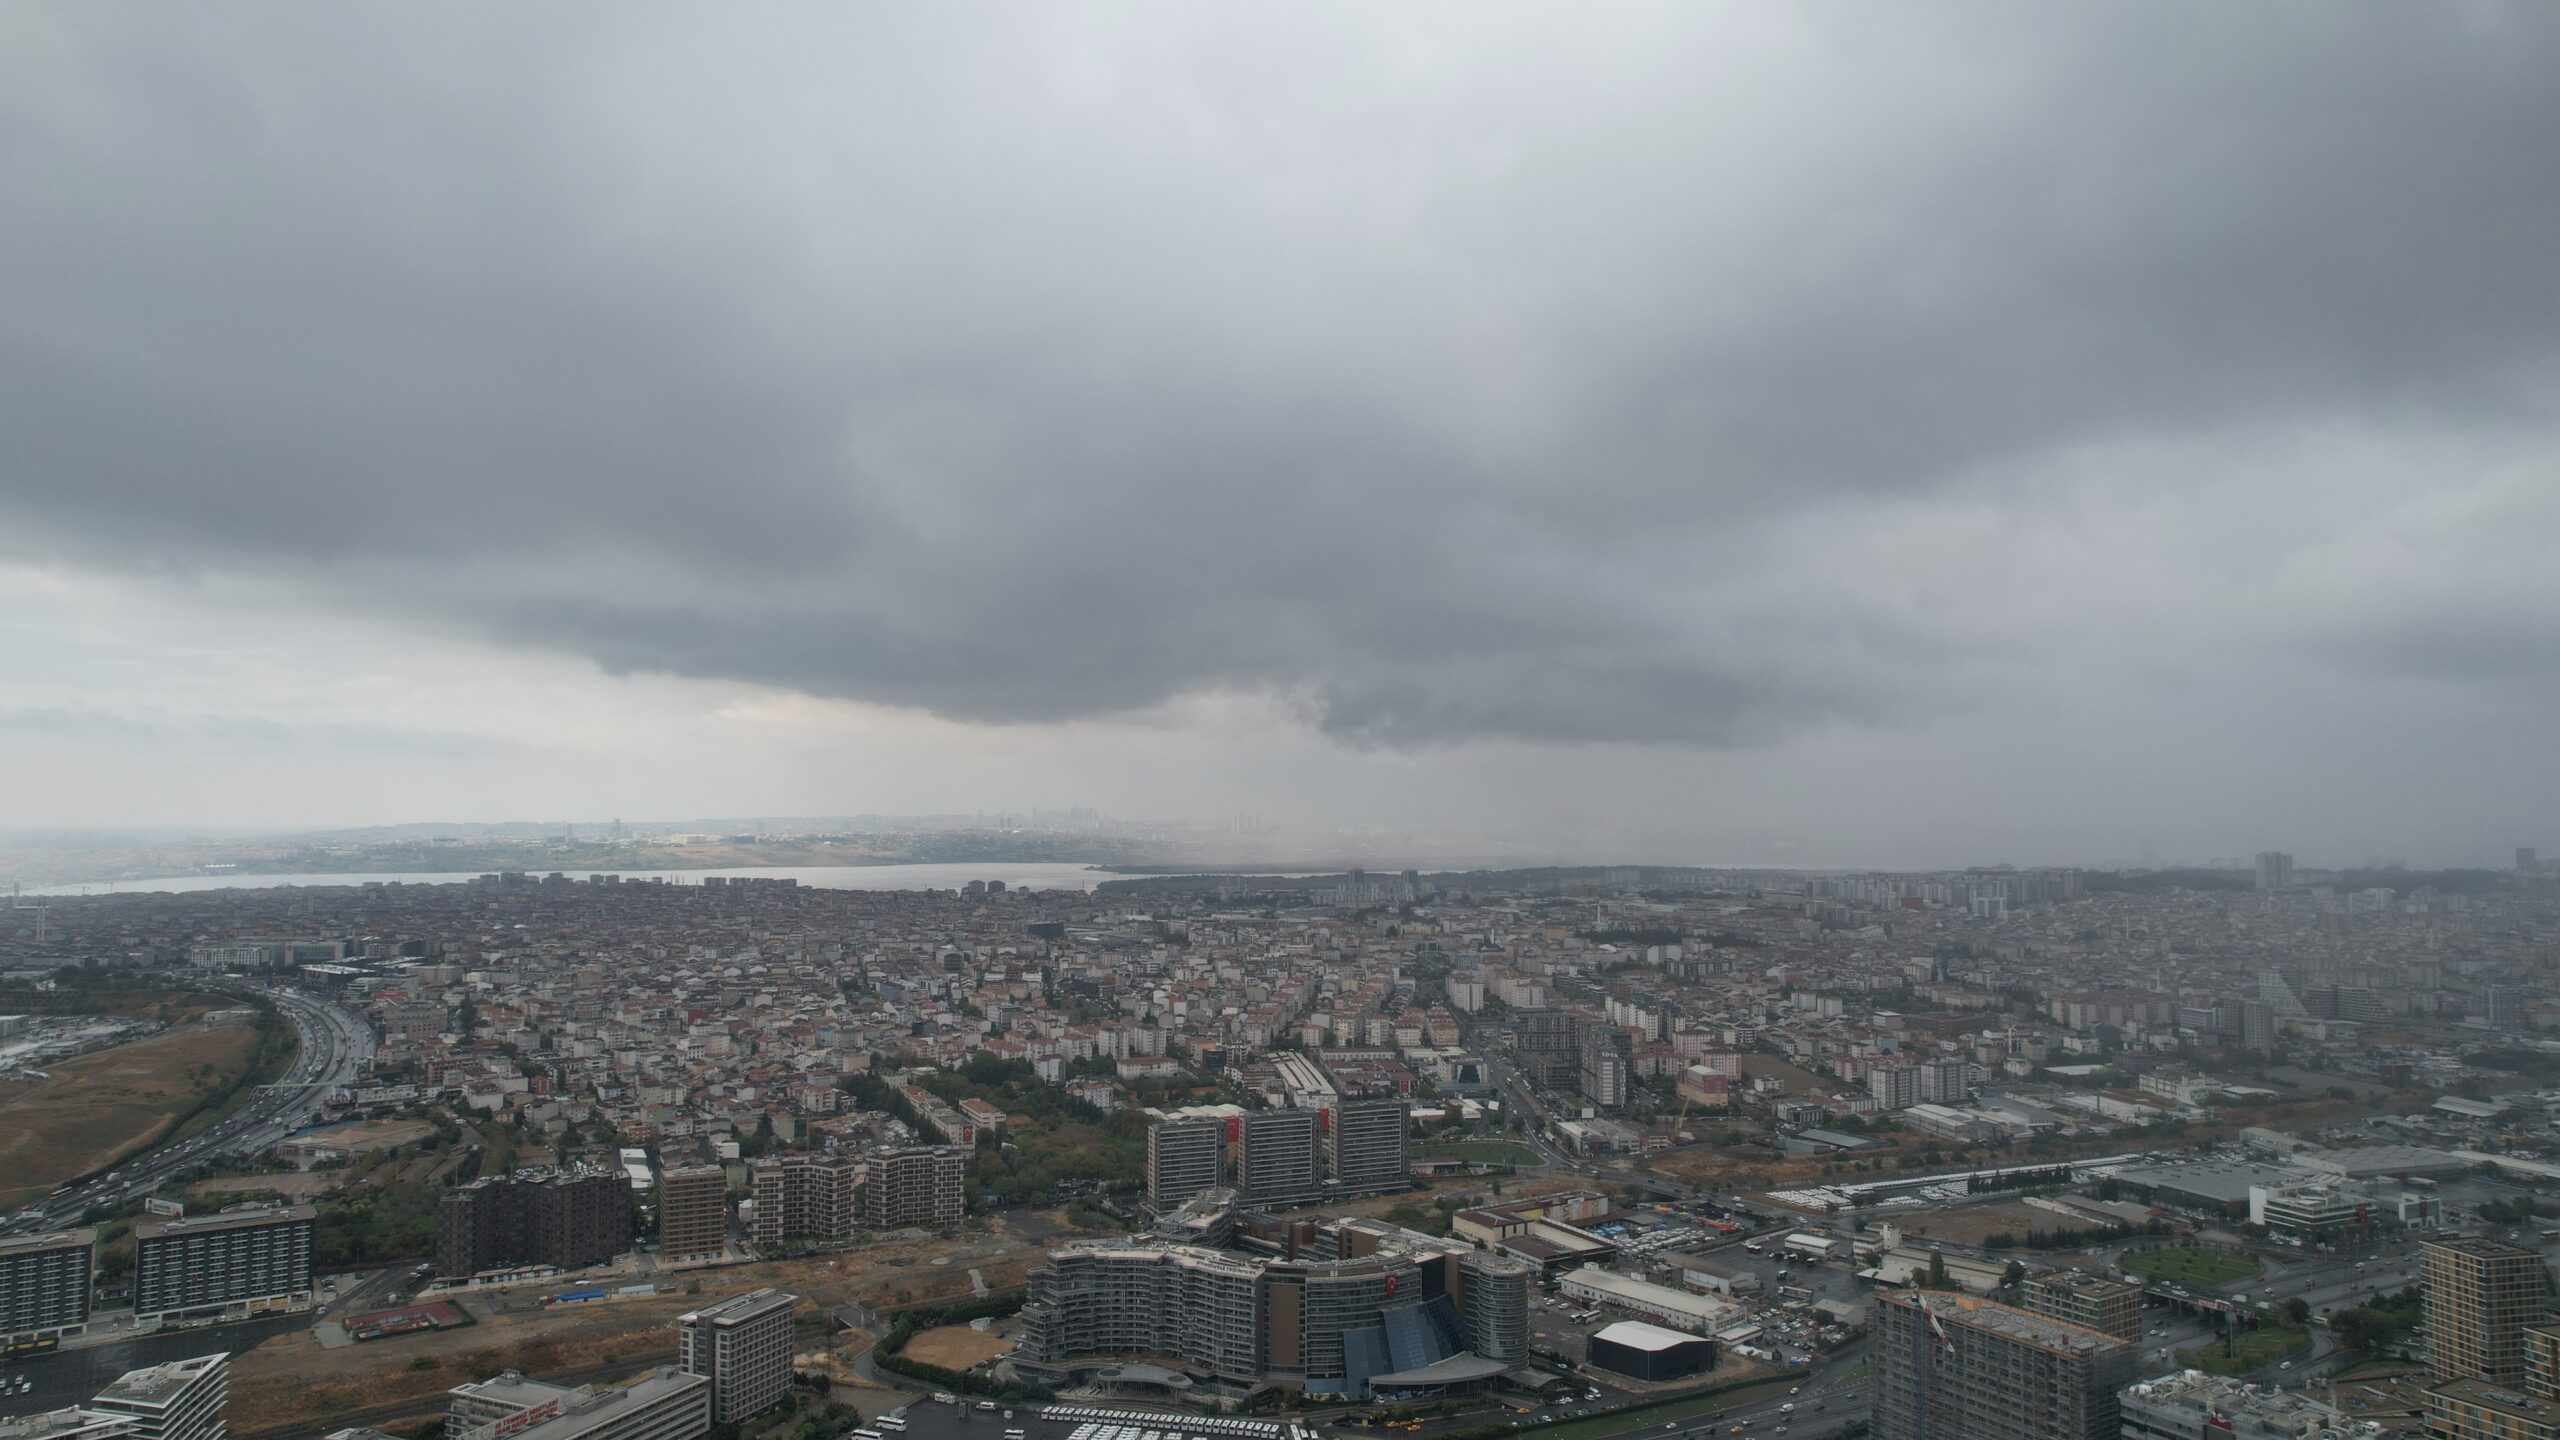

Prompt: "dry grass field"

[904,1325,1017,1369]
[1737,1055,1840,1096]
[0,1020,267,1209]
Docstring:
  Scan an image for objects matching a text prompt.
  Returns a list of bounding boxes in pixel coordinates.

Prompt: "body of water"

[31,861,1170,897]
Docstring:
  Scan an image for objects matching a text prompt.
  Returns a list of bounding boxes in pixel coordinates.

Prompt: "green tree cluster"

[2477,1195,2543,1224]
[851,1053,1151,1206]
[873,1290,1051,1403]
[2327,1287,2426,1352]
[315,1177,447,1266]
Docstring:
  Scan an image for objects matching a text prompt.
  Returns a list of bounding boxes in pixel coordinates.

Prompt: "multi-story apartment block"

[132,1207,315,1328]
[2240,1002,2277,1054]
[1508,1010,1579,1088]
[435,1169,632,1278]
[1872,1291,2136,1440]
[1326,1097,1410,1197]
[2525,1322,2560,1401]
[748,1153,860,1247]
[860,1146,966,1230]
[2332,986,2384,1024]
[2019,1270,2140,1342]
[381,1002,448,1048]
[1147,1115,1227,1208]
[1870,1064,1922,1111]
[2489,986,2528,1031]
[92,1354,228,1440]
[1577,1026,1631,1109]
[2255,851,2296,890]
[1917,1057,1971,1105]
[2426,1236,2551,1386]
[0,1228,95,1346]
[1023,1240,1265,1385]
[1232,1109,1322,1210]
[655,1165,727,1263]
[1444,975,1484,1013]
[894,1083,977,1147]
[676,1288,797,1424]
[2422,1377,2560,1440]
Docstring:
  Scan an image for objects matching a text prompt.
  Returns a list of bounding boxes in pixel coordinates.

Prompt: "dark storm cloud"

[3,3,2558,745]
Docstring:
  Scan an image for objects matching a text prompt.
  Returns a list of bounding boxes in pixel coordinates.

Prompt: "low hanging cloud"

[3,3,2558,749]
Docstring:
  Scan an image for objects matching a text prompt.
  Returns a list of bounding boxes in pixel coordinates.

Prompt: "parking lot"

[877,1396,1310,1440]
[873,1377,1864,1440]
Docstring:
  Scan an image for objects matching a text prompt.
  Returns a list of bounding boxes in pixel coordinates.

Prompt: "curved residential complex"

[1017,1193,1531,1400]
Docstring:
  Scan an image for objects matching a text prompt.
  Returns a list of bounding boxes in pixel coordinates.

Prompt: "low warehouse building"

[1588,1320,1717,1382]
[1560,1265,1739,1331]
[1783,1231,1846,1262]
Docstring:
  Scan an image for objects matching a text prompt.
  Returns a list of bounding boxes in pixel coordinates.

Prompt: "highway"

[1571,1364,1868,1440]
[12,979,376,1233]
[0,981,372,1421]
[1671,1385,1863,1440]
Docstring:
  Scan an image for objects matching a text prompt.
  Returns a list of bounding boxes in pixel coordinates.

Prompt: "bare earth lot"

[0,1020,265,1209]
[232,1292,691,1435]
[232,1180,1598,1435]
[231,1212,1089,1435]
[1894,1200,2081,1247]
[289,1118,440,1154]
[189,1170,339,1203]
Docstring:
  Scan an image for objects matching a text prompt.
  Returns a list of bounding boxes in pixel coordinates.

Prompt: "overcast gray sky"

[2,2,2557,868]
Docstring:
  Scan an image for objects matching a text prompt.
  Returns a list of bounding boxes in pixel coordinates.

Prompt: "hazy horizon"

[0,813,2520,879]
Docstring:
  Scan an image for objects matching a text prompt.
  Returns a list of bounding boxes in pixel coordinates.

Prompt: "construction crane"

[1912,1284,1956,1350]
[1904,1282,1957,1440]
[1636,1087,1698,1174]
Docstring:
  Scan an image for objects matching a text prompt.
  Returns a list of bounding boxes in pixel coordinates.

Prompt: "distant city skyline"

[1,807,2547,880]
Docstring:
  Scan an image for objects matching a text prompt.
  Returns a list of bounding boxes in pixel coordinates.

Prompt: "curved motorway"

[14,979,375,1233]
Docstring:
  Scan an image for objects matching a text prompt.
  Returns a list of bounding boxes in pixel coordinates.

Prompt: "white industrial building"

[1782,1232,1847,1262]
[1559,1266,1739,1333]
